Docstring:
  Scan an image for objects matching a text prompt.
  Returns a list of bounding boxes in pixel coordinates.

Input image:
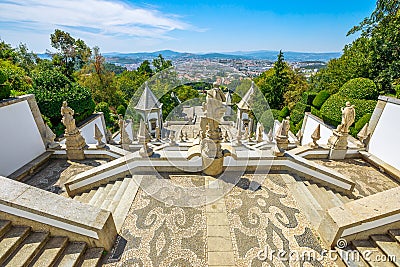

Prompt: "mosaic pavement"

[104,174,334,267]
[314,158,399,197]
[23,159,108,195]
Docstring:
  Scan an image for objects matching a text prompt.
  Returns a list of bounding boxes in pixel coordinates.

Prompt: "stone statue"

[155,126,161,141]
[61,101,86,160]
[61,101,77,134]
[327,102,356,159]
[256,123,264,143]
[276,117,290,138]
[335,102,355,134]
[169,130,176,145]
[243,126,249,140]
[224,131,230,142]
[180,130,185,142]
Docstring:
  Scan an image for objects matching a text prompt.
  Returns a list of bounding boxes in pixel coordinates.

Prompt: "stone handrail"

[318,186,400,248]
[0,176,117,251]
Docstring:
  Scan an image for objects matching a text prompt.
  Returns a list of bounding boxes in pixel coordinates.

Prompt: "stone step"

[305,182,342,211]
[0,226,31,264]
[113,177,141,231]
[88,186,105,205]
[56,241,87,267]
[80,189,97,203]
[0,220,11,238]
[370,235,400,267]
[4,231,49,267]
[280,174,324,228]
[101,179,123,211]
[335,192,352,204]
[93,183,114,207]
[388,229,400,244]
[30,236,69,267]
[81,247,104,267]
[352,239,396,267]
[336,246,370,267]
[107,177,131,214]
[323,186,347,207]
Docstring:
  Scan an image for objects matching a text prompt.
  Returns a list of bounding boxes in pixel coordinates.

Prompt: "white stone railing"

[0,176,117,251]
[318,186,400,248]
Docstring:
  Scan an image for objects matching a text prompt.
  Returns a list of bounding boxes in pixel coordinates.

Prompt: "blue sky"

[0,0,376,53]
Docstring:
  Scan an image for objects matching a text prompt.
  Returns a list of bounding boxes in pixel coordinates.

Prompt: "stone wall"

[0,95,46,176]
[368,96,400,170]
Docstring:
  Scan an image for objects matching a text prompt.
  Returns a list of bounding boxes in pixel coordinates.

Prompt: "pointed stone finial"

[310,124,321,148]
[356,123,370,148]
[138,119,153,157]
[357,123,369,142]
[94,124,106,148]
[296,130,303,145]
[234,127,242,146]
[45,124,60,149]
[119,114,132,145]
[224,131,229,142]
[267,128,273,143]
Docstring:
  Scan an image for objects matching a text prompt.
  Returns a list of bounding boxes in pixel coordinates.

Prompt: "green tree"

[152,54,172,72]
[50,29,91,78]
[78,46,124,107]
[137,60,153,76]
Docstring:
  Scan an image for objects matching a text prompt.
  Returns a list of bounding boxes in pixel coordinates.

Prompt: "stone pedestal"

[327,131,348,160]
[202,157,224,176]
[65,130,86,160]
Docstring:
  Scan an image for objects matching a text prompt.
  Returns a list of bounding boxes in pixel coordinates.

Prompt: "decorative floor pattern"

[314,159,399,197]
[23,159,108,195]
[104,176,207,267]
[225,174,333,267]
[104,173,335,267]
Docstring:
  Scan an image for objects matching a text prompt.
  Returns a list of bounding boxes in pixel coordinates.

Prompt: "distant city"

[103,50,341,77]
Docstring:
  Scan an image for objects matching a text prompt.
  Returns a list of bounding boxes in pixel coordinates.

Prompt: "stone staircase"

[0,220,103,267]
[72,175,140,231]
[281,173,355,229]
[336,229,400,266]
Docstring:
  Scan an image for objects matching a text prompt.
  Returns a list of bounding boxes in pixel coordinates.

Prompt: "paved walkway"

[104,174,334,266]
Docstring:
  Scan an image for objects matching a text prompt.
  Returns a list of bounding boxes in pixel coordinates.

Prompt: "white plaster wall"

[60,115,106,145]
[369,102,400,169]
[301,115,333,146]
[113,121,134,143]
[0,101,46,176]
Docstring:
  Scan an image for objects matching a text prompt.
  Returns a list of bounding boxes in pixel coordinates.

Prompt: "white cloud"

[0,0,191,40]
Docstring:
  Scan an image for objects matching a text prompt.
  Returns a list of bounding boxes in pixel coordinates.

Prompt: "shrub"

[354,113,372,133]
[29,82,95,127]
[312,90,331,109]
[301,91,317,105]
[116,104,126,115]
[279,106,290,118]
[95,102,113,126]
[338,78,378,100]
[259,109,281,132]
[311,106,321,117]
[320,94,376,127]
[0,70,10,100]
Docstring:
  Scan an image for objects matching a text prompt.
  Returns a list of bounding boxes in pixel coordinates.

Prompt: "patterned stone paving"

[225,174,333,267]
[314,159,399,197]
[104,174,334,267]
[23,159,108,195]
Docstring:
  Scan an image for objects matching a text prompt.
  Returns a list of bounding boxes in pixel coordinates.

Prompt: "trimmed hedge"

[338,78,378,100]
[312,90,330,109]
[311,106,321,117]
[320,94,376,127]
[301,91,317,105]
[279,106,290,118]
[354,113,372,132]
[0,70,10,100]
